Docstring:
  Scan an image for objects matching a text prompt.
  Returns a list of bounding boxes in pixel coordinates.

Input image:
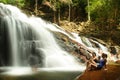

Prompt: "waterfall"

[0,3,86,70]
[0,3,116,80]
[0,2,112,69]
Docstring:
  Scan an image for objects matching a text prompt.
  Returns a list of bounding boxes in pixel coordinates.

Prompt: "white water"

[1,3,117,80]
[28,17,82,67]
[0,2,114,70]
[0,3,86,70]
[6,17,19,66]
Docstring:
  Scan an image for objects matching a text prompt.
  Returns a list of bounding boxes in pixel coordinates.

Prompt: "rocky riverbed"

[78,63,120,80]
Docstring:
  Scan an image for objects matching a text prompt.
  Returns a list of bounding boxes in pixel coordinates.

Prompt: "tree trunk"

[87,0,91,21]
[53,11,56,23]
[35,0,38,16]
[68,4,71,22]
[58,8,60,25]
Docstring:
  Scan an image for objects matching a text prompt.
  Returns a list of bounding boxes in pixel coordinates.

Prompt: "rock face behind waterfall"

[0,17,9,66]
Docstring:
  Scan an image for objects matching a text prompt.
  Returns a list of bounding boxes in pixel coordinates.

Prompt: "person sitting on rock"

[87,53,107,71]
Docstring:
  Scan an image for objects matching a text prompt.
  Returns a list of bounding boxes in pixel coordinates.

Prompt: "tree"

[61,0,72,22]
[34,0,38,16]
[42,0,72,23]
[87,0,90,21]
[107,0,120,30]
[87,0,120,31]
[42,0,57,22]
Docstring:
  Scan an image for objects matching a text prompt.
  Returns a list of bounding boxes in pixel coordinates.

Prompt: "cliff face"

[59,20,120,47]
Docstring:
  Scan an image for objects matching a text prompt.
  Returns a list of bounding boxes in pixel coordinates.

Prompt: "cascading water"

[0,3,114,80]
[0,3,88,80]
[0,3,86,69]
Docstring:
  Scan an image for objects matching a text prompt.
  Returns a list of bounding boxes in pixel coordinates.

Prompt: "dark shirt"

[97,59,106,69]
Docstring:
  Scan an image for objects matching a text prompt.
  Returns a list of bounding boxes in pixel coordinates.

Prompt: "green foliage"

[0,0,25,8]
[17,0,25,8]
[91,0,120,29]
[1,0,120,31]
[0,0,14,4]
[90,0,104,11]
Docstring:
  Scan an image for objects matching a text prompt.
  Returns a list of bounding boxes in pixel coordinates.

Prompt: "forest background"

[0,0,120,46]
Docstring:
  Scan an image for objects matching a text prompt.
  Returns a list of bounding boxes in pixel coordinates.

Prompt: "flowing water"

[0,3,87,80]
[0,3,113,80]
[0,3,83,67]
